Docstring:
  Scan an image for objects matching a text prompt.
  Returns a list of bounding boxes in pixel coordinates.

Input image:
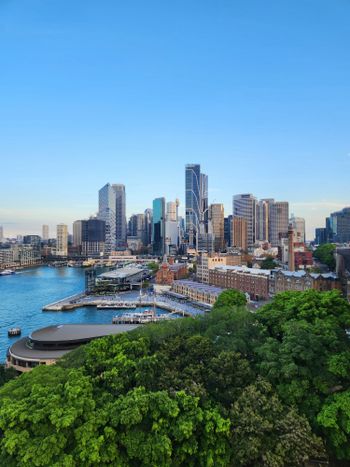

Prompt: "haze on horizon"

[1,0,349,240]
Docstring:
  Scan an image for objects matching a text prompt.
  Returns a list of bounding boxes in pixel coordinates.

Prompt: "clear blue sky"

[1,0,349,239]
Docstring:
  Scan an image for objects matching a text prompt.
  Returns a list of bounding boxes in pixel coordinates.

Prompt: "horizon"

[1,0,349,239]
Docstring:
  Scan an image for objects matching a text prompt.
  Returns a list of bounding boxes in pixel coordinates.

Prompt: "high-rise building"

[56,224,68,256]
[152,197,166,255]
[290,215,306,243]
[98,183,116,254]
[233,194,257,247]
[209,204,224,252]
[224,215,233,248]
[165,199,180,255]
[185,164,201,248]
[200,173,208,232]
[256,199,274,241]
[166,200,179,222]
[315,227,327,245]
[232,216,248,251]
[0,226,3,242]
[144,209,153,246]
[329,207,350,243]
[112,184,127,248]
[73,221,83,247]
[269,201,289,247]
[42,225,49,242]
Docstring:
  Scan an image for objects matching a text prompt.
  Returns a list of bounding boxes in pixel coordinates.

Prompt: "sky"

[0,0,349,240]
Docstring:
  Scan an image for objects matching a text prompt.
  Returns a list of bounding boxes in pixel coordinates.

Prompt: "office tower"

[73,220,83,247]
[185,164,201,248]
[269,201,289,247]
[42,225,49,241]
[315,228,327,245]
[112,184,127,248]
[290,215,306,243]
[152,197,166,255]
[0,226,3,242]
[329,207,350,243]
[224,215,232,247]
[200,173,208,232]
[232,216,248,251]
[56,224,68,256]
[73,219,105,256]
[98,183,116,254]
[144,208,153,246]
[256,199,274,241]
[233,194,257,247]
[166,201,178,222]
[209,203,224,252]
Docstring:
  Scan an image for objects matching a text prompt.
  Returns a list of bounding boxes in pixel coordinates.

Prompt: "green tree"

[260,255,276,270]
[313,243,336,270]
[230,378,326,466]
[213,289,247,310]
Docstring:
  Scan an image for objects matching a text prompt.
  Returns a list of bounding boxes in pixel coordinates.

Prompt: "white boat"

[0,269,15,276]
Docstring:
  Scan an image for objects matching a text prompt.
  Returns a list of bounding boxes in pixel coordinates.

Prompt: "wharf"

[42,294,191,316]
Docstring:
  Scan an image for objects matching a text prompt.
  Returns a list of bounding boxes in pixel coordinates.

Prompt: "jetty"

[42,294,190,316]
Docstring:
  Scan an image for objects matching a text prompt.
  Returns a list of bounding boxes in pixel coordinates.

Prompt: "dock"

[42,294,191,316]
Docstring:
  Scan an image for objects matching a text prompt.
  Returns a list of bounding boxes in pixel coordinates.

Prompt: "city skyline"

[1,1,349,238]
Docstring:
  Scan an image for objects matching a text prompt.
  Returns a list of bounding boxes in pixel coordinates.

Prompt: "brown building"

[156,259,188,285]
[232,217,248,251]
[209,204,225,252]
[209,266,270,300]
[271,270,341,295]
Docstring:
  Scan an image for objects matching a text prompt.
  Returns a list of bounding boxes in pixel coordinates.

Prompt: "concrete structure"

[224,215,232,247]
[173,279,223,305]
[233,194,257,247]
[56,224,68,256]
[232,216,248,251]
[256,199,273,241]
[0,245,41,268]
[209,265,271,300]
[96,265,147,289]
[329,207,350,243]
[42,225,49,241]
[288,225,295,272]
[209,203,224,252]
[6,324,138,372]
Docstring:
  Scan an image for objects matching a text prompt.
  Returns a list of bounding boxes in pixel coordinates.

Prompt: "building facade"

[269,201,289,247]
[152,197,166,256]
[233,194,257,247]
[56,224,68,256]
[232,216,248,251]
[112,184,127,248]
[209,203,224,252]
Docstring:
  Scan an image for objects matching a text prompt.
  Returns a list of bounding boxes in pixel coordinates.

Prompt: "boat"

[8,327,21,337]
[0,269,15,276]
[97,303,137,309]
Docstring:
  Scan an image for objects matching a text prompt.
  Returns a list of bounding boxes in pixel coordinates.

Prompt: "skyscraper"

[56,224,68,256]
[329,207,350,243]
[200,173,208,232]
[224,215,233,247]
[112,184,127,248]
[256,199,273,241]
[42,225,49,242]
[233,194,257,247]
[98,183,116,254]
[269,201,289,247]
[152,197,166,256]
[73,219,105,256]
[185,164,201,248]
[0,226,3,242]
[144,208,153,247]
[209,203,224,252]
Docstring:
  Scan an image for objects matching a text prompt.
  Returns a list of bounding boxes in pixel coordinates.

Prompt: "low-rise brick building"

[172,280,223,305]
[156,259,188,285]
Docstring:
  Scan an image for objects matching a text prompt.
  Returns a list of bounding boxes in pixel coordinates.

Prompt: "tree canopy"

[313,243,336,270]
[1,288,350,465]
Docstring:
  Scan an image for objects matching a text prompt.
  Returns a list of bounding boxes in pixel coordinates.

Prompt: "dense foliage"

[313,243,336,270]
[260,255,276,270]
[1,289,350,465]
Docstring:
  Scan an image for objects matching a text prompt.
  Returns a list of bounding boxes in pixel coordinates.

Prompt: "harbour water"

[0,266,170,362]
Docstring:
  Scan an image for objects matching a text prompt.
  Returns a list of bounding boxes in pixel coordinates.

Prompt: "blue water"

[0,267,170,362]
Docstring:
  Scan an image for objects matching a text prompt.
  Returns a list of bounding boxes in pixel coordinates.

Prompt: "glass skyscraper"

[186,164,208,249]
[152,197,165,255]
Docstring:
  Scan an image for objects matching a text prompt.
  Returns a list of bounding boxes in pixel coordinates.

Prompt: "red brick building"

[156,259,188,285]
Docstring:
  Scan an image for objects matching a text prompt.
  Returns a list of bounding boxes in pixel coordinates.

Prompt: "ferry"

[8,327,21,337]
[0,269,15,276]
[112,309,172,325]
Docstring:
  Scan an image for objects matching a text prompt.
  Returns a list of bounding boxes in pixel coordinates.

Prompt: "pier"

[42,294,191,316]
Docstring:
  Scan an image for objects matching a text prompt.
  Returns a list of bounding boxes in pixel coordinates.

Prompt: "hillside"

[0,289,350,466]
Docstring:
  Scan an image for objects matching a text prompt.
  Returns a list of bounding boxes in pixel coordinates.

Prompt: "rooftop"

[174,280,224,295]
[213,265,272,276]
[99,266,144,279]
